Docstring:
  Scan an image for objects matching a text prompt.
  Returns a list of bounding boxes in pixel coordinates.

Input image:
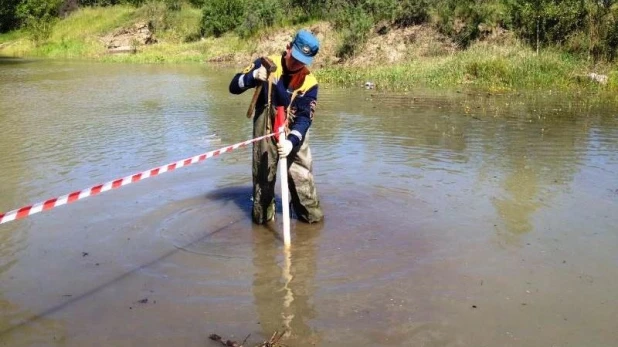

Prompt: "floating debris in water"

[200,133,222,145]
[209,331,285,347]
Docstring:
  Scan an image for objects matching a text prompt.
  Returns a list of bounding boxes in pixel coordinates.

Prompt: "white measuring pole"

[278,126,291,247]
[281,246,294,336]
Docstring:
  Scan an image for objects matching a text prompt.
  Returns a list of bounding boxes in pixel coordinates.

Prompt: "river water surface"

[0,58,617,347]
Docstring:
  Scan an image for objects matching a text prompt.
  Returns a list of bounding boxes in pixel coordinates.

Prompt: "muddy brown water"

[0,58,617,347]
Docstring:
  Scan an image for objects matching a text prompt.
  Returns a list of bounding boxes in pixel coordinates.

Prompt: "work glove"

[253,66,268,81]
[277,139,293,157]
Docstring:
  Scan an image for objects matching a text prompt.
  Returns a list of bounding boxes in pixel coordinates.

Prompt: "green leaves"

[200,0,245,37]
[199,0,282,38]
[333,5,373,59]
[0,0,22,32]
[16,0,63,43]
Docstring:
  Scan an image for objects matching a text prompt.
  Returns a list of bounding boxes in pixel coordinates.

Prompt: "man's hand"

[277,140,293,157]
[253,66,268,81]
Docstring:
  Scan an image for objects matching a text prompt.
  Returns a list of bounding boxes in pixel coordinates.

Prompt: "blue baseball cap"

[291,30,320,65]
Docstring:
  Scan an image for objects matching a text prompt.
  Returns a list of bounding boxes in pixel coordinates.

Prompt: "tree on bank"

[0,0,22,32]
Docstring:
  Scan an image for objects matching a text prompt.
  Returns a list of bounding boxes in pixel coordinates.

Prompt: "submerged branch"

[209,331,287,347]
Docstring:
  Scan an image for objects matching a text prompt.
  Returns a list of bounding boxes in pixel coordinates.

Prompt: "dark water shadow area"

[0,56,36,65]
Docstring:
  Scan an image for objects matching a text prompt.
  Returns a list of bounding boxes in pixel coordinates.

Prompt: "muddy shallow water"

[0,58,617,346]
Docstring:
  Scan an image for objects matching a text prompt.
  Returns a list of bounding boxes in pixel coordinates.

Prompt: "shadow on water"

[203,184,318,242]
[204,185,253,220]
[203,185,284,244]
[0,56,35,65]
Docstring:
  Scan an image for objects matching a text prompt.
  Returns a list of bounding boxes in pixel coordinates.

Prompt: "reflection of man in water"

[251,226,320,345]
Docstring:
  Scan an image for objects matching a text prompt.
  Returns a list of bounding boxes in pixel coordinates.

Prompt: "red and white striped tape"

[0,132,279,225]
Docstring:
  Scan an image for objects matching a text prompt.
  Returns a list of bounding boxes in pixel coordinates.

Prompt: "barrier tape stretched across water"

[0,132,279,225]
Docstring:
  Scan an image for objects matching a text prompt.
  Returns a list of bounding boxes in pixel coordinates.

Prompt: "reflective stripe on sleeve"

[290,130,303,142]
[238,74,246,89]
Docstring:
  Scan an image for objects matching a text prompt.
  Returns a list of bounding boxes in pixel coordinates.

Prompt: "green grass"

[316,42,618,93]
[0,6,136,57]
[98,33,247,63]
[0,4,204,59]
[0,30,27,57]
[54,6,136,38]
[0,30,23,44]
[132,2,202,43]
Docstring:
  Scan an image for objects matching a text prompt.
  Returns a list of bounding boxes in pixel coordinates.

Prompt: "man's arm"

[229,58,262,94]
[287,85,318,148]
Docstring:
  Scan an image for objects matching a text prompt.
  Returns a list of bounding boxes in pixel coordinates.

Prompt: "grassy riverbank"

[319,45,618,93]
[1,4,617,94]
